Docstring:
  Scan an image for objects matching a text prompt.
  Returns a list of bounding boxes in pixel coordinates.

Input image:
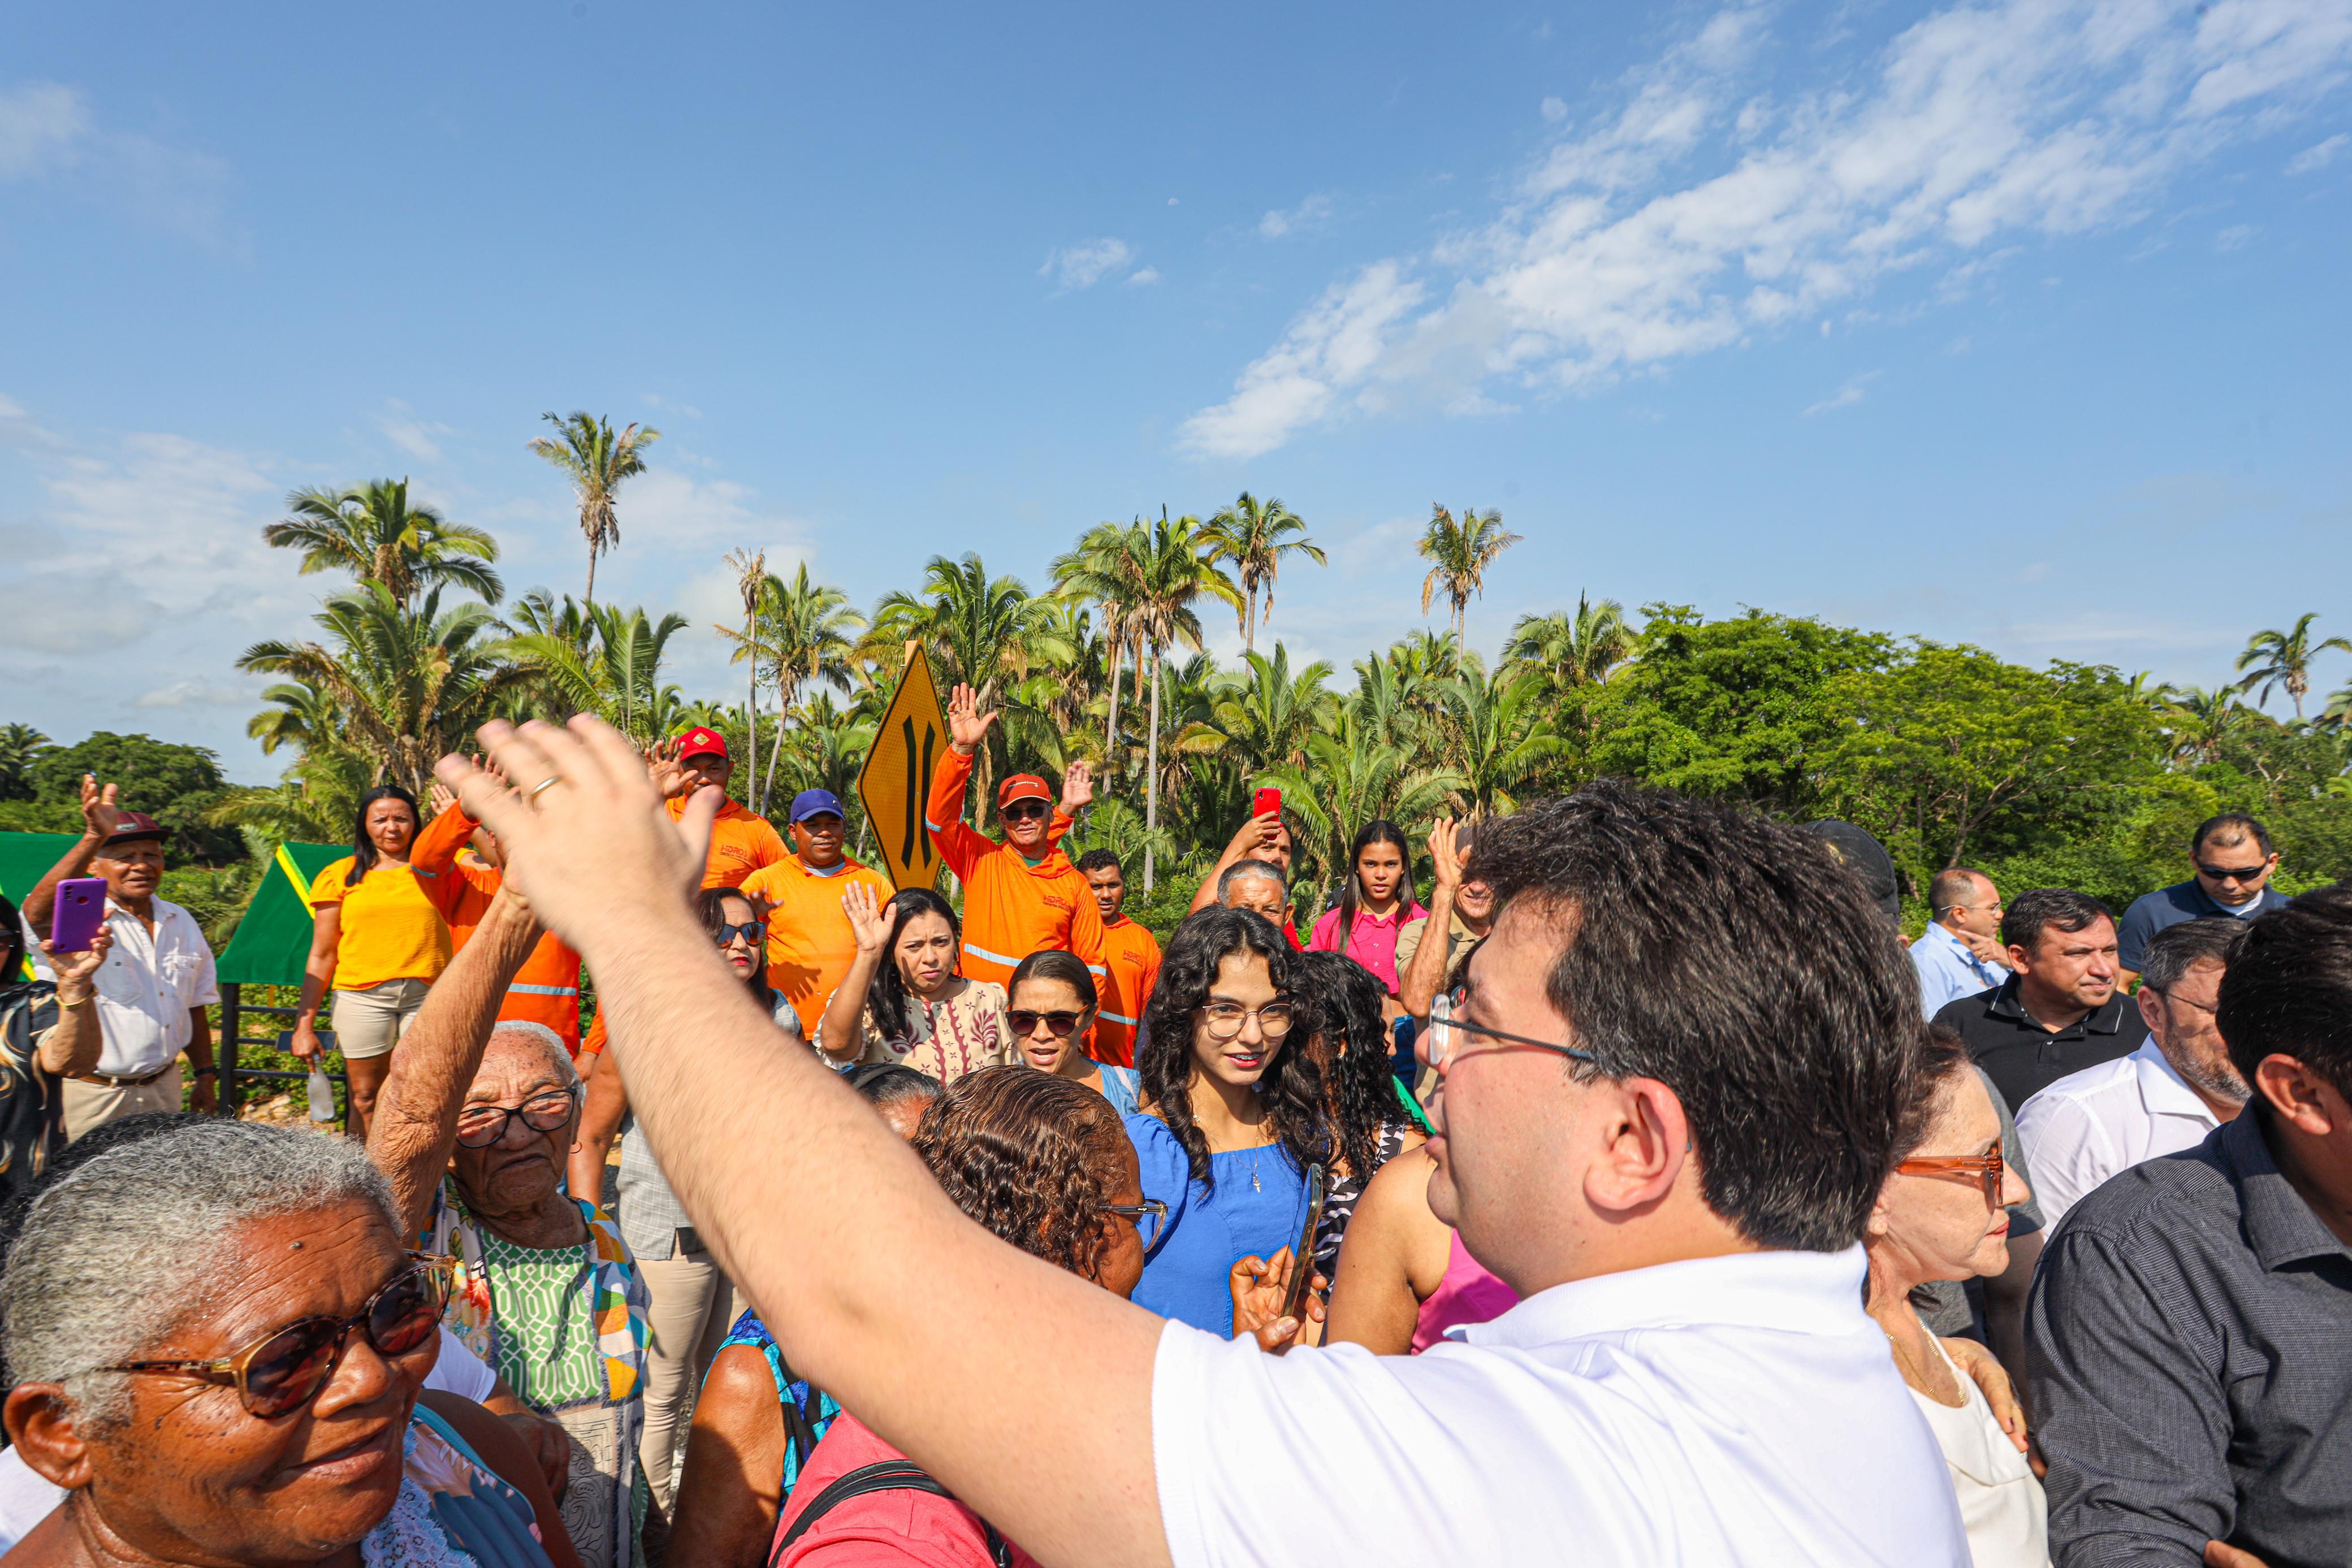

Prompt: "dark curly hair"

[869,888,961,1044]
[1291,950,1407,1183]
[695,885,777,1014]
[1136,906,1328,1193]
[911,1065,1133,1281]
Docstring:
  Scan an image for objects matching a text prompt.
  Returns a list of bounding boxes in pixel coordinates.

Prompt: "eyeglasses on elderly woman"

[103,1254,455,1419]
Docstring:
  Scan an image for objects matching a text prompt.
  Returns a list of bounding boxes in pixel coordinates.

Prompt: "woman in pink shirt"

[1308,820,1428,995]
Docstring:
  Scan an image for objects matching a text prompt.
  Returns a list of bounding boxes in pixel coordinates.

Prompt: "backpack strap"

[771,1461,1011,1568]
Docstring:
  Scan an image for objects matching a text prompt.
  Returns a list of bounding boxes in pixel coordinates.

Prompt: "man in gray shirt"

[2028,885,2352,1567]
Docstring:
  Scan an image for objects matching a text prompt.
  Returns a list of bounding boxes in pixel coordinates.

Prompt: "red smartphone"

[49,877,109,954]
[1253,786,1282,819]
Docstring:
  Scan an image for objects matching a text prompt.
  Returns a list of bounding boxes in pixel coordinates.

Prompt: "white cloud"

[135,678,267,710]
[0,80,243,253]
[1183,0,2352,456]
[0,81,89,178]
[2215,222,2256,250]
[2286,131,2348,172]
[1802,370,1882,415]
[1259,193,1335,239]
[376,400,453,462]
[1125,266,1161,286]
[1331,515,1422,580]
[1541,96,1570,123]
[1039,237,1136,291]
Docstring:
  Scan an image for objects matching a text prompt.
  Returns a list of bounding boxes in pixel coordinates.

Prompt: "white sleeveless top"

[1912,1334,2052,1568]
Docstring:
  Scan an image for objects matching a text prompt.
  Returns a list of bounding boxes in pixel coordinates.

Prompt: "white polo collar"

[1456,1244,1871,1348]
[2132,1039,2220,1123]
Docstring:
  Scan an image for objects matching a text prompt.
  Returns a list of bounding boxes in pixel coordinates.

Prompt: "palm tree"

[1417,504,1523,654]
[2159,686,2251,766]
[263,479,503,605]
[1122,510,1243,889]
[1504,593,1637,691]
[723,548,766,812]
[1268,713,1464,912]
[1052,521,1148,771]
[528,412,662,605]
[1202,493,1324,654]
[734,564,864,813]
[1430,662,1566,818]
[0,723,53,802]
[236,585,532,797]
[504,592,692,747]
[1175,644,1338,779]
[2236,613,2352,720]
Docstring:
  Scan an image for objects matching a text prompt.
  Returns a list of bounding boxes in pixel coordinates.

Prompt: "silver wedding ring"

[529,776,565,801]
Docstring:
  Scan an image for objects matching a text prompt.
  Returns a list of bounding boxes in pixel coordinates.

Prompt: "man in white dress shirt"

[1910,867,2010,1017]
[2016,917,2247,1227]
[434,718,1969,1568]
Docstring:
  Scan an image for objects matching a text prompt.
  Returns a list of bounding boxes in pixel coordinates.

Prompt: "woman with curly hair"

[768,1065,1147,1566]
[1290,950,1425,1279]
[1128,906,1329,1335]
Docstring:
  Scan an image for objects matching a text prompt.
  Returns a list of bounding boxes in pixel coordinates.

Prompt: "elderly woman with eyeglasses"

[0,1118,577,1568]
[369,886,651,1568]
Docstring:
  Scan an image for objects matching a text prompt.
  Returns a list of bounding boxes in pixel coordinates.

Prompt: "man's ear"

[2136,986,2165,1037]
[5,1385,97,1491]
[1581,1077,1690,1218]
[2254,1054,2349,1138]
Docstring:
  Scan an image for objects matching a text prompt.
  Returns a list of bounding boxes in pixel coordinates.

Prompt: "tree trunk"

[763,703,786,815]
[583,540,598,608]
[743,616,760,815]
[1245,587,1257,656]
[1144,644,1163,892]
[1102,633,1124,775]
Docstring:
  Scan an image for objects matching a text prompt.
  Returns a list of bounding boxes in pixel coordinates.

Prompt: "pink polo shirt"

[1308,900,1429,994]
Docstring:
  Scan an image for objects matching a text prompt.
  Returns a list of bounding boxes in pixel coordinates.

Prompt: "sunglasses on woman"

[1009,1008,1087,1037]
[107,1255,453,1418]
[1895,1149,2006,1207]
[713,920,767,947]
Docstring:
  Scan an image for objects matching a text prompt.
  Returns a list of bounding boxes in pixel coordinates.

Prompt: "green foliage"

[29,730,243,864]
[264,479,503,605]
[0,724,56,802]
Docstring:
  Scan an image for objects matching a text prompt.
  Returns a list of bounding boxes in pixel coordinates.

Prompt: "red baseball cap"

[100,811,168,847]
[676,728,729,764]
[996,774,1050,808]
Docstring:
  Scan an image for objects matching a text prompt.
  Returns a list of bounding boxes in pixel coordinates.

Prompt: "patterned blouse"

[821,977,1013,1085]
[1313,1118,1419,1281]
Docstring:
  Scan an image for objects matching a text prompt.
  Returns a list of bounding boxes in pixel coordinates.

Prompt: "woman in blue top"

[1007,948,1142,1115]
[1126,906,1330,1334]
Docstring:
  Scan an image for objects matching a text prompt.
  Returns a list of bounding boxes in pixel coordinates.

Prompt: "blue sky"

[4,1,2349,782]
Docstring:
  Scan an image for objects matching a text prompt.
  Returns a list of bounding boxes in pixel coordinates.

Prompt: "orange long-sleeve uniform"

[740,852,897,1039]
[410,803,588,1050]
[1089,915,1162,1068]
[669,793,789,889]
[924,746,1105,990]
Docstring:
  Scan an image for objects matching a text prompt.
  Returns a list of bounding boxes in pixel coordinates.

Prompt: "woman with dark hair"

[816,883,1011,1084]
[1307,818,1426,999]
[1290,950,1424,1276]
[1006,948,1140,1115]
[1129,906,1327,1335]
[770,1065,1145,1566]
[291,783,451,1140]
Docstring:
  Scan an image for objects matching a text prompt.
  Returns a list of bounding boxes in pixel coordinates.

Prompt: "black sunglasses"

[455,1090,577,1149]
[1001,800,1050,821]
[713,919,767,946]
[1009,1008,1087,1038]
[2197,861,2268,882]
[109,1256,452,1418]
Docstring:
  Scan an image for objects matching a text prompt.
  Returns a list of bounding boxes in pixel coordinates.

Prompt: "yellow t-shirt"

[310,857,452,991]
[741,854,897,1038]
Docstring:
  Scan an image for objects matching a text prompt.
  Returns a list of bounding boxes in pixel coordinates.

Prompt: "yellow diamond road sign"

[857,649,949,891]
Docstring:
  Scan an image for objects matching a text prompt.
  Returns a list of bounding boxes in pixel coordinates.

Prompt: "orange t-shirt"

[309,857,451,991]
[671,795,789,889]
[1089,915,1162,1068]
[409,803,587,1047]
[922,747,1105,990]
[741,853,896,1038]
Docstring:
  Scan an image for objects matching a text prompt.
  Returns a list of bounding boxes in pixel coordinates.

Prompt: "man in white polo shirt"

[2016,916,2247,1227]
[434,718,1967,1568]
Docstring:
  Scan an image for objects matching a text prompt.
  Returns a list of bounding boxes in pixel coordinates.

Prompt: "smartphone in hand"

[49,877,109,954]
[1279,1164,1328,1324]
[1253,786,1282,819]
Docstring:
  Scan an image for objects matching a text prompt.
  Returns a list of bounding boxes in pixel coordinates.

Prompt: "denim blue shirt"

[1909,922,2007,1020]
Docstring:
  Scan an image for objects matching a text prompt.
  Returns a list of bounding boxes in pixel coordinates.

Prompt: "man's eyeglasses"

[2196,861,2269,883]
[1009,1008,1087,1038]
[1895,1149,2006,1207]
[712,920,766,947]
[1103,1198,1168,1250]
[1423,990,1597,1076]
[1001,800,1050,822]
[455,1090,578,1149]
[107,1255,453,1418]
[1195,1001,1294,1041]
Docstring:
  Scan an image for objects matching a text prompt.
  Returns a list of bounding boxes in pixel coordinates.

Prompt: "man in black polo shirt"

[2029,884,2352,1567]
[1932,887,2148,1113]
[2113,812,2290,987]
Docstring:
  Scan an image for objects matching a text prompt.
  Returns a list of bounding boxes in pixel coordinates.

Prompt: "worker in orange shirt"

[925,683,1106,991]
[413,782,589,1052]
[652,727,789,889]
[1073,848,1161,1069]
[740,788,894,1038]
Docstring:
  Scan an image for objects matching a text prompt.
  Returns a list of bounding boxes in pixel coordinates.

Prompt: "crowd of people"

[0,692,2344,1568]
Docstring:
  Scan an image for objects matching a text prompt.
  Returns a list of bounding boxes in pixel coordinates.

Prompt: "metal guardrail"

[217,982,346,1130]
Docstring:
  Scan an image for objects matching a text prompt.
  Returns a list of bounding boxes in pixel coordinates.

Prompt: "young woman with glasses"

[816,885,1013,1085]
[1006,948,1140,1115]
[1127,906,1330,1336]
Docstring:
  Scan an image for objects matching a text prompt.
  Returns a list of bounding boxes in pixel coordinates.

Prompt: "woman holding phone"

[291,784,449,1141]
[1127,906,1328,1335]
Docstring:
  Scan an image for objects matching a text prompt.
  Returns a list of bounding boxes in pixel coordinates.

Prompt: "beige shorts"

[330,977,431,1060]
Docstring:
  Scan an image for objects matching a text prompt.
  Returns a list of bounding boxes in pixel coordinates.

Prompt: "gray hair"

[486,1020,578,1086]
[1217,858,1288,902]
[0,1121,399,1431]
[2141,918,2247,994]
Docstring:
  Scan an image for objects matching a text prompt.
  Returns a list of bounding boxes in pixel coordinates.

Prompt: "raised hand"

[427,781,458,820]
[1227,1246,1329,1353]
[946,683,997,755]
[1060,760,1094,815]
[79,774,125,842]
[1427,816,1464,896]
[842,880,894,955]
[644,737,689,800]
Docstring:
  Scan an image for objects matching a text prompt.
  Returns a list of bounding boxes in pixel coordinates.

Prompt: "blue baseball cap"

[790,789,846,824]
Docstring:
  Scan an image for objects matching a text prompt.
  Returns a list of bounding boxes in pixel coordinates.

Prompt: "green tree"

[2159,686,2251,766]
[528,412,662,605]
[1201,492,1324,654]
[1121,511,1242,889]
[504,592,692,748]
[262,479,503,605]
[717,560,864,814]
[1429,661,1566,820]
[1417,504,1521,652]
[1506,594,1637,692]
[2236,613,2352,721]
[1175,643,1338,781]
[1052,521,1149,771]
[1268,714,1464,914]
[29,731,240,863]
[0,723,54,802]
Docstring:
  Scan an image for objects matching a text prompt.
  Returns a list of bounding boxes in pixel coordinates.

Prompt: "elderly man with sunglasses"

[2114,813,2288,989]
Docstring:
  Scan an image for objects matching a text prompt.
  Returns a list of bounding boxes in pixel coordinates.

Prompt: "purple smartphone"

[49,877,109,954]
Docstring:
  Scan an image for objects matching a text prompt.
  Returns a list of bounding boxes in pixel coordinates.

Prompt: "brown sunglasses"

[1896,1150,2006,1207]
[105,1254,453,1418]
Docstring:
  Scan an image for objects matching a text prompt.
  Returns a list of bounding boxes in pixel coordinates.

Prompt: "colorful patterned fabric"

[714,1308,842,1504]
[364,1404,553,1567]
